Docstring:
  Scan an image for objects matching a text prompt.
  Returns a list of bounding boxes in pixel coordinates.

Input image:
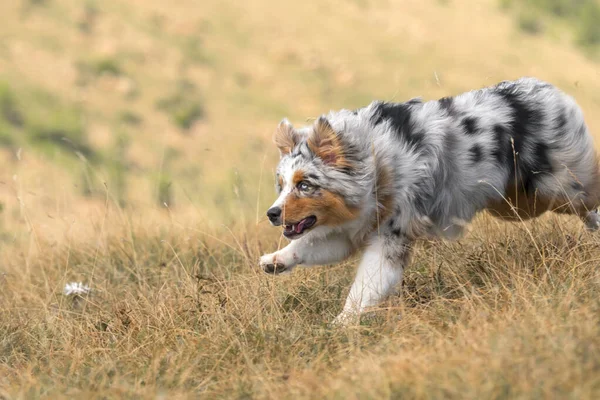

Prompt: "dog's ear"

[308,117,350,168]
[273,119,299,157]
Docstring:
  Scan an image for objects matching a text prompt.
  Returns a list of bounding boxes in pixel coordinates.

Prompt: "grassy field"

[1,0,600,398]
[2,213,600,398]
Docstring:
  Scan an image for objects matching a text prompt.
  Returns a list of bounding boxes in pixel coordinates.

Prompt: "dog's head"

[266,116,362,239]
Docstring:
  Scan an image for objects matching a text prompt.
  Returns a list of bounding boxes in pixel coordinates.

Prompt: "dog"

[259,77,600,325]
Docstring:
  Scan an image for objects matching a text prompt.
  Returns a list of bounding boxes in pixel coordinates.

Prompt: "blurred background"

[0,0,599,240]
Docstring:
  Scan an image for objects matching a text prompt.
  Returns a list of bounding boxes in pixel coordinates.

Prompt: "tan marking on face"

[282,189,360,226]
[307,118,353,170]
[278,175,283,189]
[292,170,305,186]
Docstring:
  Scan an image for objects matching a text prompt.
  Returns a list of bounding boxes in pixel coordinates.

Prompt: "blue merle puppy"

[260,77,600,325]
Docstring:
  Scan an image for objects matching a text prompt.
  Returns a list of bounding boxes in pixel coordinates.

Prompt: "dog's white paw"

[330,311,360,327]
[259,252,291,274]
[585,210,600,231]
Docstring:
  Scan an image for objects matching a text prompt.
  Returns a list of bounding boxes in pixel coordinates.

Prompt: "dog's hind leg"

[553,160,600,231]
[582,163,600,231]
[544,184,600,232]
[573,154,600,231]
[583,209,600,231]
[333,234,412,325]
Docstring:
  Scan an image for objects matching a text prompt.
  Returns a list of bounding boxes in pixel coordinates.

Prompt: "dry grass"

[2,0,600,398]
[2,209,600,399]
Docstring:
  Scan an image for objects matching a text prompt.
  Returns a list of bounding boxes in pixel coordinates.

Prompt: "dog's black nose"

[267,207,282,222]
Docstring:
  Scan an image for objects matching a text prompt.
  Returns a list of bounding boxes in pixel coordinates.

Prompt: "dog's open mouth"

[283,216,317,238]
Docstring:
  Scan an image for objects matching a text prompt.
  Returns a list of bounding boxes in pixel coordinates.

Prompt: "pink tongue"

[295,219,306,233]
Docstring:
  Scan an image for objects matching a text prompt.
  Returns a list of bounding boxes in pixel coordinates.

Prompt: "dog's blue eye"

[298,182,311,192]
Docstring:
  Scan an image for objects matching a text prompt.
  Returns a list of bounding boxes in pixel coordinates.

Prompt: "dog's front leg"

[333,234,411,325]
[260,234,354,274]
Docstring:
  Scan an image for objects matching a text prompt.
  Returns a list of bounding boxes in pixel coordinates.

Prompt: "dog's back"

[325,77,600,237]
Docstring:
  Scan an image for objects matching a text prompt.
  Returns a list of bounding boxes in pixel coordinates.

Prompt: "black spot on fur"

[306,173,319,181]
[493,84,548,196]
[521,141,554,194]
[336,140,363,176]
[406,98,423,106]
[491,124,510,164]
[391,228,402,237]
[553,112,569,138]
[438,96,454,112]
[496,85,544,154]
[529,142,554,174]
[572,180,584,192]
[371,102,424,151]
[469,145,483,163]
[461,117,479,135]
[370,105,385,126]
[412,180,431,217]
[555,112,567,130]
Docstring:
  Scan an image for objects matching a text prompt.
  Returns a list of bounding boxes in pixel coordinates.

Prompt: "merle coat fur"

[260,77,600,324]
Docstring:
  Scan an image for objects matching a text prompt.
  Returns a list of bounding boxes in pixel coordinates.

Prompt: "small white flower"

[63,282,91,296]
